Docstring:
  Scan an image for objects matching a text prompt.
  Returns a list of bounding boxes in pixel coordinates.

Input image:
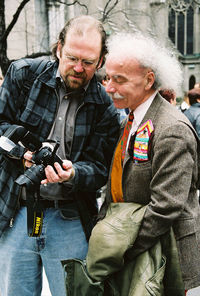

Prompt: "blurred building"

[4,0,200,94]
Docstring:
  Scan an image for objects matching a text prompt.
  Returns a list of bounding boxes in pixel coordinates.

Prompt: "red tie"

[111,111,134,202]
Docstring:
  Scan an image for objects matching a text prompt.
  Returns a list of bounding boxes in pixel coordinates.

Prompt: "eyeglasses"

[65,55,98,69]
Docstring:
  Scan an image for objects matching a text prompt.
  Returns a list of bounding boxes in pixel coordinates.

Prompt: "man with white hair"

[101,32,200,293]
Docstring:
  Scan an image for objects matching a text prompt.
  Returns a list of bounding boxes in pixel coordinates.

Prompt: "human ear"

[56,42,61,59]
[145,71,155,90]
[96,56,104,69]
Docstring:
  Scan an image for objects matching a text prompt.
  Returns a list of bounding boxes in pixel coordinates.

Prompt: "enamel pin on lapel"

[133,120,154,162]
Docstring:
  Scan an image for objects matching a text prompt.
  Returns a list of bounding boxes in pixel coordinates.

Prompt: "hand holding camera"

[23,146,74,185]
[0,124,73,189]
[42,160,75,184]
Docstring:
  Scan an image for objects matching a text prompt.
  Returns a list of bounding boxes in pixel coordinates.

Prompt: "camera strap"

[26,188,43,237]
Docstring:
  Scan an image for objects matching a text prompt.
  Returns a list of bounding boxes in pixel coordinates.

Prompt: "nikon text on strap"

[26,188,43,237]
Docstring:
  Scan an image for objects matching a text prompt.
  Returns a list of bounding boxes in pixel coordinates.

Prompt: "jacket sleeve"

[71,88,120,193]
[0,60,29,133]
[126,122,198,258]
[0,61,30,159]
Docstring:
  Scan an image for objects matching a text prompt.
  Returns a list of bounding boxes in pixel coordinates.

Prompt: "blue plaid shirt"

[0,58,120,236]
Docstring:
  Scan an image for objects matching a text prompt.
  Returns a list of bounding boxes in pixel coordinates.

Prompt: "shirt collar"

[133,91,158,128]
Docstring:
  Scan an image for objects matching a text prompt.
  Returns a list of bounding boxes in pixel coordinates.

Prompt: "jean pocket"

[59,208,80,220]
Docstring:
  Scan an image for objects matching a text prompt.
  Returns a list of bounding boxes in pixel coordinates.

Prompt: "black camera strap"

[26,188,43,237]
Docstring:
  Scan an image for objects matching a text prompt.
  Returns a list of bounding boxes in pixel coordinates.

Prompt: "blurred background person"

[180,91,190,113]
[95,67,108,87]
[159,88,176,106]
[194,82,200,89]
[184,88,200,138]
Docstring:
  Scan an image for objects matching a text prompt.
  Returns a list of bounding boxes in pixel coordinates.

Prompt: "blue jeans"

[0,206,88,296]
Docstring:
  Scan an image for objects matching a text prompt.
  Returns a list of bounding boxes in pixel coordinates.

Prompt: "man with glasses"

[0,15,120,296]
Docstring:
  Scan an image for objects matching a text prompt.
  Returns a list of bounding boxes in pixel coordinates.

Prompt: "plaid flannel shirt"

[0,58,120,236]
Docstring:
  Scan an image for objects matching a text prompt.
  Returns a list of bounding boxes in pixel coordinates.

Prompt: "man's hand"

[23,150,34,167]
[41,160,75,184]
[24,150,75,184]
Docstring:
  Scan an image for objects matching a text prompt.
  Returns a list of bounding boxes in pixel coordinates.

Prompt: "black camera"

[15,142,63,189]
[0,125,64,237]
[0,125,63,190]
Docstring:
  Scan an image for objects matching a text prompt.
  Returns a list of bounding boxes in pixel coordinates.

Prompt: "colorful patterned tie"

[111,111,134,202]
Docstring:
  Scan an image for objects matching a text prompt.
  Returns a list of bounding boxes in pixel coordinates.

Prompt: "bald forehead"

[67,26,101,39]
[65,28,102,48]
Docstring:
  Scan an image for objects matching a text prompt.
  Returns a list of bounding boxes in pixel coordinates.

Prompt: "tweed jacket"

[0,58,120,237]
[103,93,200,290]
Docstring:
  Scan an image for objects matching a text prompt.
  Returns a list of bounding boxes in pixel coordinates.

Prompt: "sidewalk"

[42,270,51,296]
[188,287,200,295]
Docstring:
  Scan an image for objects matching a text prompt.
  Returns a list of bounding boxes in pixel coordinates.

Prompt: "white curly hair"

[106,32,183,94]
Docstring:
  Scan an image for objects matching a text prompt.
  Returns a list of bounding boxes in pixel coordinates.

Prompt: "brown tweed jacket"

[104,93,200,290]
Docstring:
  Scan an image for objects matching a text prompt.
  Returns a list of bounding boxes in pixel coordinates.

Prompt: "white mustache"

[112,93,124,100]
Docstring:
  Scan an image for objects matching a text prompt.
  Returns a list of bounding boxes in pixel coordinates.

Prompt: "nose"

[105,80,116,94]
[73,60,84,73]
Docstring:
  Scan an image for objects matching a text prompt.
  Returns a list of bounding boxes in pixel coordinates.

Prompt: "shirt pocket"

[19,108,41,129]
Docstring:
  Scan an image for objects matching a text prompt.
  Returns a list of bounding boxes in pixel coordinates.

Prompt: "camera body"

[0,125,64,237]
[0,125,63,189]
[16,143,63,189]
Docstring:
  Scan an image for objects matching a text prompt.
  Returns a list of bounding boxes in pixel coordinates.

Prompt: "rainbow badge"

[133,120,154,162]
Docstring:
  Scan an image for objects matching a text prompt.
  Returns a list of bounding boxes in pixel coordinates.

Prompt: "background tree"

[1,0,200,86]
[0,0,121,76]
[0,0,31,75]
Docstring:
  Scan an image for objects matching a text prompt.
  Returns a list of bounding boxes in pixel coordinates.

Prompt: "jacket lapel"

[123,93,163,165]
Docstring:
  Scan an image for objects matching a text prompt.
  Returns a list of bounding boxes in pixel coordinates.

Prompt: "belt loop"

[54,200,59,209]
